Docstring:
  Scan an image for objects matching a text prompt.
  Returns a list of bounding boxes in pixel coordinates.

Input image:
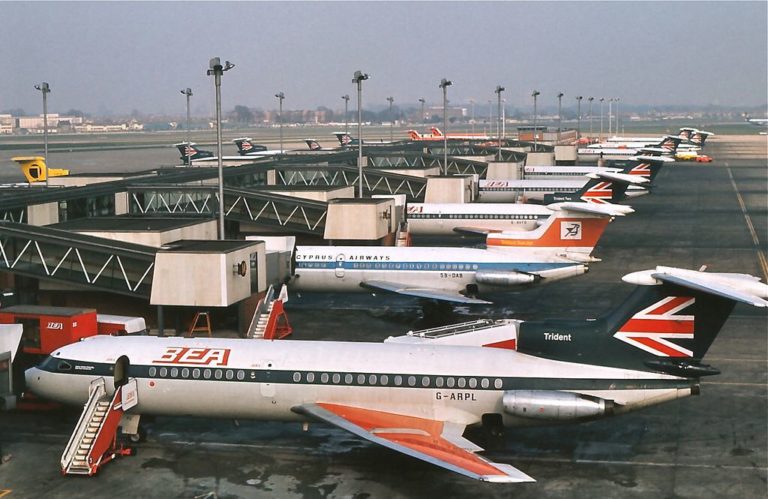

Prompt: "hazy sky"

[1,1,766,116]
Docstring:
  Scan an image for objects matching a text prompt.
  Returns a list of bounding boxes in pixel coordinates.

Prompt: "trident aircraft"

[289,203,628,304]
[25,266,768,483]
[405,202,634,237]
[478,170,647,204]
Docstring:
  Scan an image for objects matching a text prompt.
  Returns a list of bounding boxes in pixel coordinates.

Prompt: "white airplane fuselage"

[25,336,694,428]
[479,179,589,203]
[291,245,586,295]
[406,203,554,235]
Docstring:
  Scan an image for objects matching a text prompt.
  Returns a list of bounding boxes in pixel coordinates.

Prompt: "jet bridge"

[365,152,490,178]
[272,164,428,201]
[127,185,329,236]
[0,221,156,298]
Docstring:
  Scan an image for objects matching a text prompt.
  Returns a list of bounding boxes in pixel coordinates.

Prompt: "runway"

[0,135,766,498]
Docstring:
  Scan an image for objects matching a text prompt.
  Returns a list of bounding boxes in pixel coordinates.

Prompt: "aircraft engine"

[474,271,537,286]
[502,390,614,420]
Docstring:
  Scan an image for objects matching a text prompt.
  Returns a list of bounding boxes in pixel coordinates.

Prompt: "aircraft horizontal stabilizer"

[361,280,492,304]
[293,403,535,483]
[452,226,504,236]
[622,266,768,307]
[547,202,634,217]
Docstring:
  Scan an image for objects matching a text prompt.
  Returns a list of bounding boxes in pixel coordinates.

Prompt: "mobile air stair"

[247,285,292,340]
[61,377,137,475]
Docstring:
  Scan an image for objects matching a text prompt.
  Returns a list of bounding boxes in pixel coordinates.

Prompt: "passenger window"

[345,374,353,384]
[494,378,503,389]
[421,377,430,387]
[159,368,168,378]
[380,374,389,385]
[293,372,301,383]
[357,374,366,384]
[321,373,329,383]
[394,375,403,386]
[408,376,416,387]
[192,368,200,379]
[181,368,190,378]
[170,368,179,378]
[469,378,477,389]
[215,370,223,380]
[226,370,234,380]
[435,377,444,388]
[306,372,315,383]
[458,378,466,388]
[369,374,377,385]
[481,378,489,389]
[203,369,211,379]
[446,377,455,388]
[149,367,157,377]
[332,373,341,384]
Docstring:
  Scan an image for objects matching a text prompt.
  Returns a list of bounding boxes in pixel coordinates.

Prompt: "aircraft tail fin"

[305,139,323,151]
[407,130,422,140]
[486,202,627,256]
[333,132,355,146]
[430,127,444,137]
[657,135,682,152]
[232,137,268,155]
[517,266,768,374]
[174,142,213,164]
[11,156,70,183]
[689,130,713,147]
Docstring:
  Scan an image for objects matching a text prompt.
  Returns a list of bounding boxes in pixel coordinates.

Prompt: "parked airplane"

[232,137,284,156]
[25,266,768,483]
[10,156,70,183]
[408,127,492,141]
[744,115,768,128]
[333,132,396,147]
[603,128,713,149]
[290,202,629,304]
[479,170,647,204]
[406,201,634,237]
[304,139,334,151]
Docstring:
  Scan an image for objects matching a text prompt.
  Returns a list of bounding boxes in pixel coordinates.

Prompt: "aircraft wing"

[294,403,534,483]
[361,280,492,304]
[452,226,503,236]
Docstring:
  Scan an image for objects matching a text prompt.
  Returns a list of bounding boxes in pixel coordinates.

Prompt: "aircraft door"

[260,360,276,398]
[335,254,345,278]
[114,355,130,389]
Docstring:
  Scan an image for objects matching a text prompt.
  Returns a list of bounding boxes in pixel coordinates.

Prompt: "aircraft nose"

[24,367,42,394]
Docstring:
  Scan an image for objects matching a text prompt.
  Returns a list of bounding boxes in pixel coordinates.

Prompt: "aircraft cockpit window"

[38,356,58,371]
[57,361,73,372]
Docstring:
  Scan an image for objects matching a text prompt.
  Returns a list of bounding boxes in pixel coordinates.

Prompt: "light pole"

[469,99,475,134]
[352,70,369,197]
[532,90,540,150]
[207,57,235,240]
[487,99,492,135]
[341,94,350,136]
[180,88,193,165]
[502,98,506,139]
[608,98,614,136]
[588,97,594,137]
[494,85,505,159]
[387,96,394,142]
[576,95,583,142]
[556,92,564,143]
[275,91,285,154]
[439,78,452,175]
[418,98,425,124]
[615,97,621,136]
[599,97,604,140]
[34,82,51,187]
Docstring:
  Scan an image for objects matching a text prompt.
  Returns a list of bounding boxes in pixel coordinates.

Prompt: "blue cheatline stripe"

[295,262,577,271]
[40,359,691,392]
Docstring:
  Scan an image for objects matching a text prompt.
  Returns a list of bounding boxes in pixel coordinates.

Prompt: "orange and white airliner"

[408,127,492,141]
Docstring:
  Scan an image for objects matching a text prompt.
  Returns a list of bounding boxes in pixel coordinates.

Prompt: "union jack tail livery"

[233,137,268,155]
[543,176,630,205]
[174,142,214,164]
[305,139,323,151]
[333,132,358,147]
[516,266,768,375]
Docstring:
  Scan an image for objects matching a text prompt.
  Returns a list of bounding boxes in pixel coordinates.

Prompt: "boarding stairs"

[247,285,292,340]
[61,377,137,476]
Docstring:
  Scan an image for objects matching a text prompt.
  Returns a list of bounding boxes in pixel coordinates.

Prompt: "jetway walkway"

[366,152,490,178]
[0,221,156,298]
[127,185,328,235]
[272,164,428,201]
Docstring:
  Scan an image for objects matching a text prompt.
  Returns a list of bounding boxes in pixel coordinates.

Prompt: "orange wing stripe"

[317,403,503,477]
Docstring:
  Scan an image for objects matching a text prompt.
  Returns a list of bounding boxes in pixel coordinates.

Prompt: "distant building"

[0,114,14,134]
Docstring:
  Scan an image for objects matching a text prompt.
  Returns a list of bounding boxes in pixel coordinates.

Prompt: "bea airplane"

[25,266,768,482]
[577,135,683,162]
[408,127,492,141]
[601,128,713,149]
[232,137,284,156]
[174,141,280,165]
[289,202,629,304]
[478,167,649,204]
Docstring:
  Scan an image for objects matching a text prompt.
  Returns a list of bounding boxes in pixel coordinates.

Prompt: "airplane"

[584,135,684,153]
[232,137,284,156]
[602,128,713,149]
[408,127,493,141]
[289,202,629,304]
[478,169,649,204]
[304,139,337,151]
[744,115,768,128]
[24,266,768,483]
[10,156,70,183]
[332,132,397,147]
[174,142,214,164]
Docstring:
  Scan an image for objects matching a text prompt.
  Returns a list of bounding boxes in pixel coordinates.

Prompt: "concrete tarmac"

[0,135,766,498]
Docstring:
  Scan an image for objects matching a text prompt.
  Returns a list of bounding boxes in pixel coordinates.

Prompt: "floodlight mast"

[576,95,583,141]
[587,96,594,137]
[275,91,285,155]
[556,92,564,143]
[495,85,505,159]
[439,78,452,175]
[180,88,193,166]
[342,94,350,136]
[352,70,369,198]
[387,96,394,142]
[531,90,540,150]
[418,98,425,124]
[34,82,51,187]
[207,57,235,240]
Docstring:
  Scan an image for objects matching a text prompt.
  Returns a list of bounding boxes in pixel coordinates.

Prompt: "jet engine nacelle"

[474,271,537,286]
[502,390,614,420]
